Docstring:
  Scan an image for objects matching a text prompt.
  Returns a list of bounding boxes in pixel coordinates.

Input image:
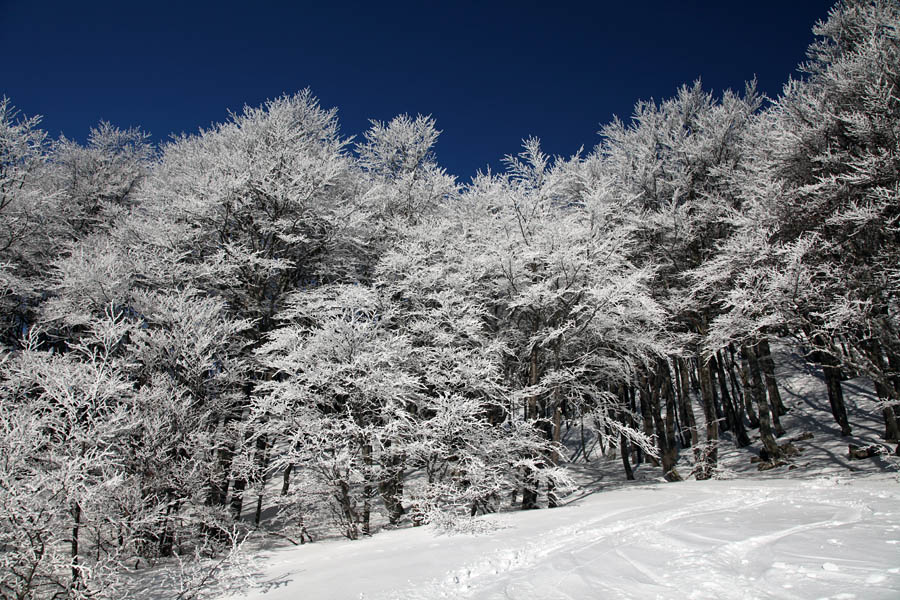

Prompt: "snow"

[209,475,900,600]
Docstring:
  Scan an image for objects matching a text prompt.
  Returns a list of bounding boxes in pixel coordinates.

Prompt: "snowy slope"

[211,475,900,600]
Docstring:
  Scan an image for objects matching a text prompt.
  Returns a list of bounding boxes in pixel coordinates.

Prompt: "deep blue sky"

[1,1,834,179]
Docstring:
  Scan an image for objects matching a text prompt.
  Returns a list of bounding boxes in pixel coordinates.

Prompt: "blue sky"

[1,1,834,179]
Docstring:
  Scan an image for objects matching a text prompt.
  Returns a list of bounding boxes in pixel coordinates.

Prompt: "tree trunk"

[158,499,176,557]
[281,463,293,496]
[882,406,900,443]
[360,442,374,535]
[71,501,82,591]
[756,339,786,438]
[379,453,406,525]
[660,363,682,481]
[814,336,852,436]
[227,383,256,518]
[522,347,540,510]
[520,475,539,510]
[696,354,718,479]
[745,343,781,460]
[676,357,698,448]
[336,480,359,540]
[725,345,754,429]
[361,485,372,536]
[823,364,851,435]
[758,339,788,417]
[253,434,270,527]
[548,402,563,508]
[737,351,761,428]
[709,359,726,430]
[639,371,660,467]
[688,357,700,393]
[620,430,635,480]
[712,351,750,447]
[210,442,233,507]
[230,478,246,520]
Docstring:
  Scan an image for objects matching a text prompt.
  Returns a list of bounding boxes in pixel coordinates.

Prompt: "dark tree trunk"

[336,480,359,540]
[696,355,718,479]
[281,463,294,496]
[620,430,635,480]
[649,367,678,479]
[709,359,726,430]
[758,339,788,417]
[712,351,750,447]
[737,352,761,429]
[888,351,900,398]
[520,477,539,510]
[626,385,642,466]
[227,383,257,518]
[361,484,372,536]
[158,500,176,557]
[885,352,900,442]
[725,345,755,429]
[822,364,851,435]
[660,363,682,481]
[676,357,698,448]
[253,434,270,527]
[724,345,744,417]
[230,478,246,520]
[71,501,82,591]
[756,340,786,438]
[548,401,563,508]
[708,352,731,432]
[639,371,660,467]
[210,442,233,507]
[522,347,541,510]
[688,357,700,393]
[745,343,781,459]
[814,336,852,436]
[883,406,900,443]
[379,454,406,524]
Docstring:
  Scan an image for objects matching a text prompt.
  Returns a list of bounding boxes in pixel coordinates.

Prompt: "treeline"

[1,1,898,598]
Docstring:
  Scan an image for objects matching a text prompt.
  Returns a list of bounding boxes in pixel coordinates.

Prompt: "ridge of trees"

[1,2,898,598]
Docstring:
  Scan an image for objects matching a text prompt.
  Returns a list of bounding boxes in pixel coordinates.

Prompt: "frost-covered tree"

[0,314,139,600]
[716,0,900,442]
[375,213,573,519]
[0,97,52,347]
[254,258,570,534]
[144,90,358,328]
[357,114,456,225]
[140,91,361,517]
[253,285,421,538]
[597,81,764,475]
[46,122,154,237]
[353,114,458,283]
[459,139,667,495]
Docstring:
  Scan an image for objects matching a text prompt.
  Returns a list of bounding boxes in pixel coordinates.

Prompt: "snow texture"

[204,475,898,600]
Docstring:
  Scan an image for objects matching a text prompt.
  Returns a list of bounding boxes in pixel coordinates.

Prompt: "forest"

[1,1,898,598]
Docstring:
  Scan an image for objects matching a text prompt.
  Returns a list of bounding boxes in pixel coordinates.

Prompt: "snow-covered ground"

[135,346,899,599]
[209,475,899,600]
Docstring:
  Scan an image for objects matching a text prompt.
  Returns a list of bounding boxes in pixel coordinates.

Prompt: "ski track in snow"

[217,476,900,600]
[376,481,897,600]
